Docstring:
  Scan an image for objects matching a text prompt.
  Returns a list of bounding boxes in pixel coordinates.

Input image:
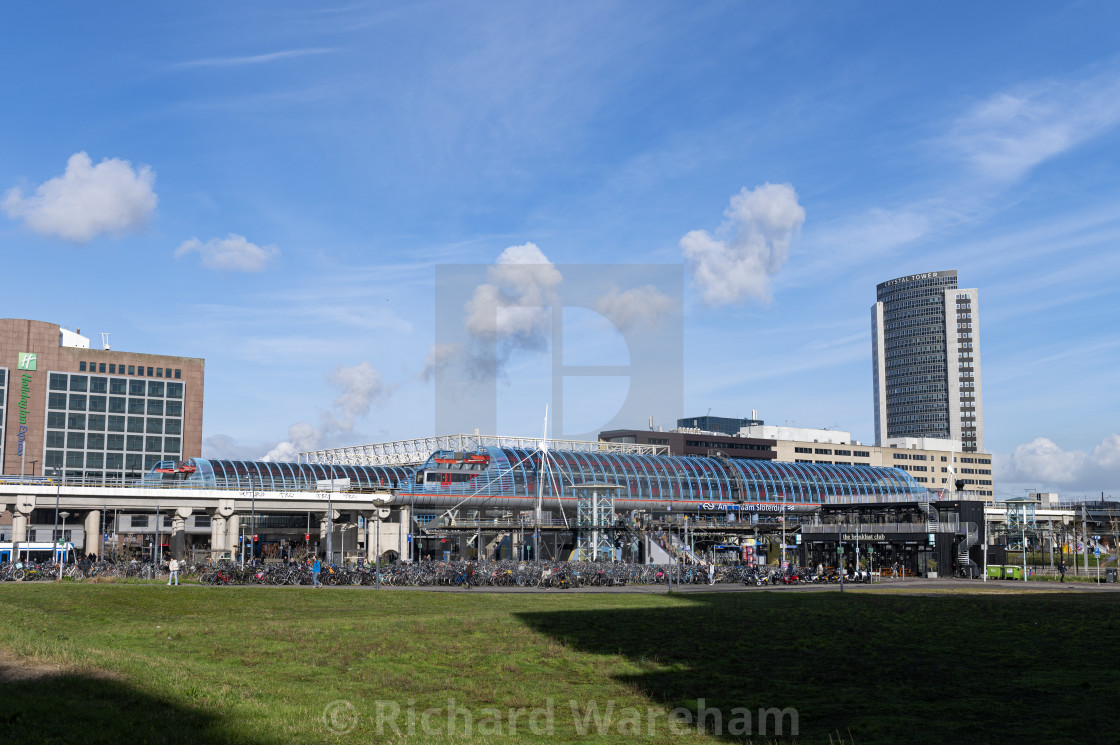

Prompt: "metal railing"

[0,474,394,495]
[301,434,670,467]
[432,515,569,530]
[801,517,961,534]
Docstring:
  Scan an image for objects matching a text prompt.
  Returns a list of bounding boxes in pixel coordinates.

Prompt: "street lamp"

[666,522,675,591]
[669,521,685,590]
[58,511,71,579]
[326,466,337,564]
[780,492,787,568]
[52,467,62,565]
[249,478,256,566]
[370,494,392,590]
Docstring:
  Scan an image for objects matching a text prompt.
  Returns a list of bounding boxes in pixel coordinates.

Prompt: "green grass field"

[1,585,1118,744]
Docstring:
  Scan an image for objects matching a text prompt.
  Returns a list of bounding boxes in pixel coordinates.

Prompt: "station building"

[600,420,994,499]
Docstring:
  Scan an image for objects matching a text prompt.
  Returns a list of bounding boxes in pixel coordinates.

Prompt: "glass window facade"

[42,370,186,480]
[183,460,413,490]
[876,271,957,441]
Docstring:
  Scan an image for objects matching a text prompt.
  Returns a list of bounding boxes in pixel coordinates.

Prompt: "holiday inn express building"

[0,319,204,480]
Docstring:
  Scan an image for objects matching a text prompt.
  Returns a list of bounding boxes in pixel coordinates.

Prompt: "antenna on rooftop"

[100,332,111,351]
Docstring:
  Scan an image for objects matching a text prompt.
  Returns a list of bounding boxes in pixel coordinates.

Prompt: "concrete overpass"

[1,481,395,560]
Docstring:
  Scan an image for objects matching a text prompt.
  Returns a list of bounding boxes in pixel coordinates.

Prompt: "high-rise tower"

[871,270,983,452]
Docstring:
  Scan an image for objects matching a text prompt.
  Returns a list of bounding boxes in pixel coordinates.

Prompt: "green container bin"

[987,565,1004,579]
[1004,565,1023,580]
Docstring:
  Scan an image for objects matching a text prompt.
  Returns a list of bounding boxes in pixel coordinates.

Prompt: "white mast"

[534,405,548,560]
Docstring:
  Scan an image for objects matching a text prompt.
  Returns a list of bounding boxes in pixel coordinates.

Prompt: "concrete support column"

[226,514,240,558]
[10,496,34,560]
[12,510,29,544]
[171,507,190,560]
[398,506,411,560]
[84,510,101,558]
[211,514,227,556]
[319,514,334,561]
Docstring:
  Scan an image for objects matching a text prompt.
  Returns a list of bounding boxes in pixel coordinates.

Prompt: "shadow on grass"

[0,669,275,745]
[517,591,1120,745]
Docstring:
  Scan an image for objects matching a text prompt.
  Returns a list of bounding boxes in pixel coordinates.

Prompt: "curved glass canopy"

[163,447,927,505]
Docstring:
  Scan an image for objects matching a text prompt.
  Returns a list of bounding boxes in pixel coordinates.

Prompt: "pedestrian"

[1059,559,1066,583]
[707,561,715,585]
[312,556,322,588]
[167,557,180,586]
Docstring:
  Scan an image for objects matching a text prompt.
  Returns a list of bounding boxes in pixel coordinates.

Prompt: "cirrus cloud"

[947,65,1120,183]
[3,152,157,242]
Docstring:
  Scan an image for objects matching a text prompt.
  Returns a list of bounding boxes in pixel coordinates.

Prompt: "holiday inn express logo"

[16,353,35,456]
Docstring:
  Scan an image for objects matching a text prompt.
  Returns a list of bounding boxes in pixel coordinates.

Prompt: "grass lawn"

[1,585,1118,744]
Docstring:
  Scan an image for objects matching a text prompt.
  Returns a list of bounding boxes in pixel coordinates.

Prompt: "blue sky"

[2,2,1119,499]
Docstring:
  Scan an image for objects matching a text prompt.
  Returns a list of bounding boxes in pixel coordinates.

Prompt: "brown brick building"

[1,319,204,479]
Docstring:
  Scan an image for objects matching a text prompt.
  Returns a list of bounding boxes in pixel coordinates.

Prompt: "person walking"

[167,557,180,586]
[707,560,715,585]
[312,557,322,588]
[1059,559,1067,583]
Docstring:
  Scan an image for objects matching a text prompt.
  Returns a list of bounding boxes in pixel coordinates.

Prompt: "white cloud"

[424,242,566,382]
[680,182,805,305]
[202,433,272,461]
[327,361,388,431]
[948,66,1120,182]
[262,421,321,463]
[176,233,279,272]
[464,242,562,342]
[2,152,157,242]
[998,435,1120,493]
[594,284,677,330]
[420,342,464,382]
[262,361,391,461]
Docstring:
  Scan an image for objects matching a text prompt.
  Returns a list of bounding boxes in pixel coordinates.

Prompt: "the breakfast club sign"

[16,352,36,456]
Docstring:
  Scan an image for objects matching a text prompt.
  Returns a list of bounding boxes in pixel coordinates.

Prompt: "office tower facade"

[871,270,984,453]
